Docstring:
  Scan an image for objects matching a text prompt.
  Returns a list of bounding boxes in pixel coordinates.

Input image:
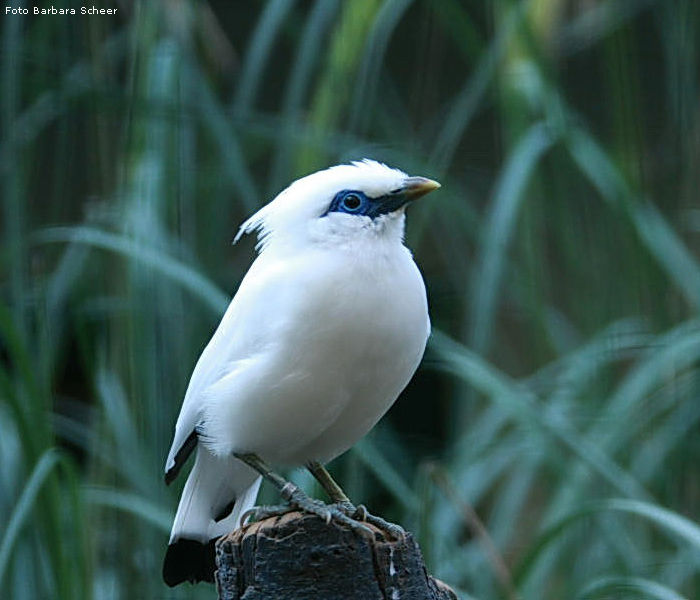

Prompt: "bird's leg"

[305,460,405,540]
[234,452,322,520]
[306,460,351,505]
[234,452,296,500]
[234,453,373,536]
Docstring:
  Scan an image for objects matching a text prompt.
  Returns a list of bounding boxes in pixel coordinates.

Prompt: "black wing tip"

[164,429,198,486]
[164,468,176,486]
[163,538,217,587]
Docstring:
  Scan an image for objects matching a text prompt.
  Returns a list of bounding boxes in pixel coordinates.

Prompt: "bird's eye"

[341,193,362,211]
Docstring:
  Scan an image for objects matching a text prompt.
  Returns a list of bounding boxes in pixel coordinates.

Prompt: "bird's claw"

[334,501,405,541]
[361,510,406,541]
[240,503,294,525]
[351,503,369,521]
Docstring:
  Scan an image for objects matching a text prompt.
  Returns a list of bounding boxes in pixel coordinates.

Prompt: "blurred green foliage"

[1,0,699,598]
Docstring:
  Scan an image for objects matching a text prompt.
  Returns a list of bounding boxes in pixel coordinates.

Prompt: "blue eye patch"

[326,190,370,215]
[324,189,410,219]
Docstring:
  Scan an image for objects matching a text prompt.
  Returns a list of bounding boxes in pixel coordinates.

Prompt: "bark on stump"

[215,511,457,600]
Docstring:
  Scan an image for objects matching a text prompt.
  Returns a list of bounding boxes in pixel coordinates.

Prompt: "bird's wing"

[164,253,292,481]
[164,296,240,482]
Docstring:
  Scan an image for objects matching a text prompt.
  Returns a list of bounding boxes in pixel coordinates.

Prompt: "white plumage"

[163,160,438,586]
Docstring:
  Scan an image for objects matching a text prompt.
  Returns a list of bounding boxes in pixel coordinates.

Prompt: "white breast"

[198,237,430,465]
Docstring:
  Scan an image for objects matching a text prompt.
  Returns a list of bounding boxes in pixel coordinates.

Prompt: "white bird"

[162,159,439,586]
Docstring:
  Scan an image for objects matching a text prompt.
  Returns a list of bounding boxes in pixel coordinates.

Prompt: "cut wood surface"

[216,511,457,600]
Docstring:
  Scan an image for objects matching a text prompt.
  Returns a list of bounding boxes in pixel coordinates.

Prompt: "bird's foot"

[329,501,405,541]
[242,484,374,538]
[240,503,296,525]
[282,484,375,537]
[357,506,406,541]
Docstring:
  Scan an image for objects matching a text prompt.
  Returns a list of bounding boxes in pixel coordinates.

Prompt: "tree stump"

[215,511,457,600]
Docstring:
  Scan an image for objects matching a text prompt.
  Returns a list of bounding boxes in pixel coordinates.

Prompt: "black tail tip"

[163,538,217,587]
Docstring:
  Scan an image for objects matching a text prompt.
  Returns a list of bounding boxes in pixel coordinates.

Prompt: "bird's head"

[235,160,440,252]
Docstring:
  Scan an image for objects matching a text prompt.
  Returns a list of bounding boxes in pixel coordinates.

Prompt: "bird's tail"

[163,449,261,587]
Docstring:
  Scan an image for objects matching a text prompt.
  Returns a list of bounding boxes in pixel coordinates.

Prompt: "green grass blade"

[430,3,524,167]
[516,498,700,588]
[602,499,700,550]
[354,437,420,512]
[567,128,700,311]
[430,329,649,500]
[84,486,171,533]
[348,0,413,135]
[0,449,62,588]
[576,576,688,600]
[234,0,299,115]
[34,226,229,315]
[270,0,341,189]
[470,123,554,355]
